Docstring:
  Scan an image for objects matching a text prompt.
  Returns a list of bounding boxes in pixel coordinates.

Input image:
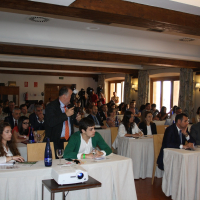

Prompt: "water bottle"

[29,125,34,143]
[44,138,52,167]
[115,116,119,127]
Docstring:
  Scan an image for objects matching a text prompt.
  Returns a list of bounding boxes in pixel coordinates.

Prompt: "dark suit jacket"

[3,107,12,116]
[29,113,45,131]
[157,123,195,170]
[99,111,107,121]
[190,122,200,145]
[44,98,78,152]
[87,114,104,126]
[4,116,14,129]
[139,121,157,135]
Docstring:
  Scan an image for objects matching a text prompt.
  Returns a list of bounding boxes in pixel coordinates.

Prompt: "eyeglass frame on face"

[23,122,30,125]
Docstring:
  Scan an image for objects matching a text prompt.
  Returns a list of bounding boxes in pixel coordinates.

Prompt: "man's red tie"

[64,106,69,140]
[14,120,17,127]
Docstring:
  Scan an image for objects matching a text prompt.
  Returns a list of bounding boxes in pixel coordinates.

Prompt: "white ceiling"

[0,0,200,74]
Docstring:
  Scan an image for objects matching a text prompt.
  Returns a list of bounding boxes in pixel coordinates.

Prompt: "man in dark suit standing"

[44,87,81,153]
[190,122,200,145]
[29,105,45,130]
[157,113,195,170]
[87,105,107,129]
[4,108,21,129]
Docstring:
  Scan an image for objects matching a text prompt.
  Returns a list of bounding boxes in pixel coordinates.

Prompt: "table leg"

[51,192,54,200]
[42,183,44,200]
[62,192,65,200]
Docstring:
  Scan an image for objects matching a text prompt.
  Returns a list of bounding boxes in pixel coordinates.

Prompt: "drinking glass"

[36,133,41,143]
[92,147,97,162]
[56,149,64,165]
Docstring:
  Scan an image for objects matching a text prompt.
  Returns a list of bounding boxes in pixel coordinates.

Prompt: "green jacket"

[63,131,112,159]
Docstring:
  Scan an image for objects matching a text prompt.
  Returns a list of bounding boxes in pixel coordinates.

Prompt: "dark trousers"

[55,138,68,159]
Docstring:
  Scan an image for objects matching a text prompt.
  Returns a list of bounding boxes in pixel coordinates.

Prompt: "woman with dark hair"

[195,107,200,123]
[112,111,143,149]
[0,122,24,163]
[12,116,32,143]
[157,106,168,120]
[121,104,127,115]
[139,111,157,135]
[106,108,120,127]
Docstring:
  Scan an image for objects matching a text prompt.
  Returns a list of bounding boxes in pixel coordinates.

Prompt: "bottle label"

[44,158,52,163]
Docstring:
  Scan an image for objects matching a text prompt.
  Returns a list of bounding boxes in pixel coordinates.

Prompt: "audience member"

[29,105,45,131]
[87,106,107,129]
[139,104,145,113]
[195,107,200,123]
[106,108,120,127]
[129,101,141,117]
[190,122,200,145]
[139,111,157,135]
[121,104,127,115]
[63,118,112,159]
[112,111,143,149]
[141,103,151,121]
[131,100,140,116]
[157,113,195,170]
[4,108,21,129]
[90,89,98,105]
[151,104,159,120]
[170,106,182,125]
[20,104,29,118]
[118,102,125,111]
[3,101,15,116]
[97,101,102,112]
[99,104,108,121]
[157,106,169,120]
[0,122,24,163]
[99,93,106,105]
[12,116,32,143]
[0,105,7,121]
[45,87,81,154]
[3,99,9,110]
[0,100,3,107]
[172,105,177,115]
[111,92,119,106]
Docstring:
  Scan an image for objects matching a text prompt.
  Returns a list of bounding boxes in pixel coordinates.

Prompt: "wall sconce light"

[195,83,200,91]
[132,84,138,91]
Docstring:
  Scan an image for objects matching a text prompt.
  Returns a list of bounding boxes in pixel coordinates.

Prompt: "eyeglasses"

[23,122,30,125]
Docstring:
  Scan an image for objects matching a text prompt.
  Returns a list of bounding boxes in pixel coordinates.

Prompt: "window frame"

[150,76,180,111]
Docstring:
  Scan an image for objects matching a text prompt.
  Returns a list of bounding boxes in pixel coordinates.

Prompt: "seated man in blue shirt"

[63,117,112,159]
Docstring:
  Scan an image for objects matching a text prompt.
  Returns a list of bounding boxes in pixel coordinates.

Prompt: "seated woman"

[157,106,169,120]
[63,118,112,159]
[106,108,120,127]
[0,122,24,163]
[139,111,157,135]
[112,111,143,149]
[12,116,32,143]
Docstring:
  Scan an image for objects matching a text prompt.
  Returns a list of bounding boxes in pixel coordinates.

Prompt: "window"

[150,77,180,112]
[109,80,125,104]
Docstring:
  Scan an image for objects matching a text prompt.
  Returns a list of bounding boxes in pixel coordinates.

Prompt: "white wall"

[0,74,97,105]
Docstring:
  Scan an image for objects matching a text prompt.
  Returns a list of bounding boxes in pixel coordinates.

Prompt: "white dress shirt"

[176,125,190,149]
[0,145,13,164]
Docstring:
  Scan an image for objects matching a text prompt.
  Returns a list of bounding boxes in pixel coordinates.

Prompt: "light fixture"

[86,27,99,31]
[195,83,200,91]
[132,84,138,91]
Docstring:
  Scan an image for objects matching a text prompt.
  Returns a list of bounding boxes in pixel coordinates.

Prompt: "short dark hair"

[59,87,69,96]
[176,107,181,111]
[145,103,150,107]
[151,104,156,108]
[79,118,95,133]
[107,108,115,117]
[175,113,188,123]
[20,104,26,110]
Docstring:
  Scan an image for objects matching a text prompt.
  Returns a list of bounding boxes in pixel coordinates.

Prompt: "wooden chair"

[27,142,55,162]
[156,125,168,134]
[110,127,118,152]
[152,134,164,184]
[64,142,68,149]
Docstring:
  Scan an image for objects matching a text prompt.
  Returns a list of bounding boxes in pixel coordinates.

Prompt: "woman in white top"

[0,122,24,163]
[112,111,143,149]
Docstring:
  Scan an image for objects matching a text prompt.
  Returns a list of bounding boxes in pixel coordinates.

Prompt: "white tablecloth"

[74,126,112,148]
[0,154,137,200]
[162,148,200,200]
[17,143,27,161]
[117,136,163,179]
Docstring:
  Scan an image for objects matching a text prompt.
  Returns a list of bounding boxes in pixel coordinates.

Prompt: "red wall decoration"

[24,82,28,87]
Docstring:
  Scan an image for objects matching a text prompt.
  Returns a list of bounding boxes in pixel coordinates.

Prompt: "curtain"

[178,68,194,119]
[138,70,149,108]
[124,74,132,104]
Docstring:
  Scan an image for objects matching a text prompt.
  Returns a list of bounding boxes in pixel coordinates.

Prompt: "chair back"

[64,142,68,149]
[27,142,55,162]
[152,134,164,184]
[156,125,168,134]
[110,127,118,151]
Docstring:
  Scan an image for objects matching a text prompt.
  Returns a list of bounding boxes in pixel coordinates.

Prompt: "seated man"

[63,118,112,159]
[87,105,107,129]
[20,104,30,117]
[29,104,45,130]
[157,113,195,170]
[4,108,21,129]
[99,104,108,121]
[170,106,182,125]
[190,122,200,145]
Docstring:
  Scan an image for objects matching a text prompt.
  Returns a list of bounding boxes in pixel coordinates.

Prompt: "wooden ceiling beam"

[0,43,200,69]
[0,61,137,74]
[0,0,200,37]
